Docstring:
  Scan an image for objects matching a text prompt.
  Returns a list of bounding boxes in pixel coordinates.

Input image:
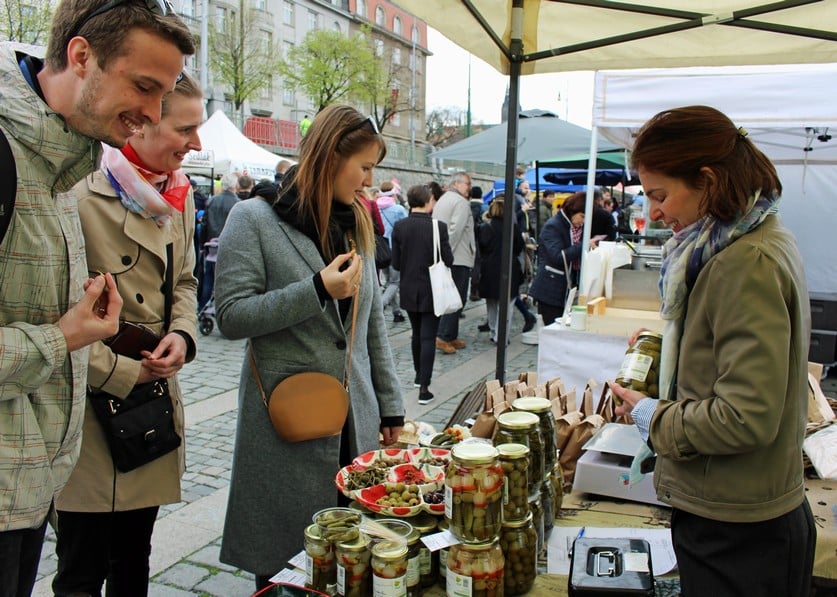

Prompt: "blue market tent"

[483,167,583,202]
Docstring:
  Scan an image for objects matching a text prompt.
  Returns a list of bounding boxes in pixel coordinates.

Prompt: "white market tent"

[182,110,281,180]
[591,63,837,294]
[392,0,837,380]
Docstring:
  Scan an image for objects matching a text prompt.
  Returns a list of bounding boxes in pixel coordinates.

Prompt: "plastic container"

[336,533,371,597]
[499,514,538,596]
[445,443,504,544]
[512,397,558,484]
[496,443,530,523]
[446,539,505,597]
[614,331,663,401]
[304,523,336,594]
[570,305,587,330]
[493,412,544,498]
[371,540,409,597]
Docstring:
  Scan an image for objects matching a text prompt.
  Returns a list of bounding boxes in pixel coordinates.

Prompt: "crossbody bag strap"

[164,242,174,332]
[432,218,441,264]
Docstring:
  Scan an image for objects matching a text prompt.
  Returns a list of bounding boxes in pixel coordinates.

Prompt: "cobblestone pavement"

[35,298,540,596]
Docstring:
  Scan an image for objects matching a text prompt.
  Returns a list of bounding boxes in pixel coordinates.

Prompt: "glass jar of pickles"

[304,523,336,594]
[336,533,371,597]
[540,477,555,538]
[499,514,537,596]
[404,527,422,597]
[445,443,504,544]
[512,397,557,483]
[493,412,543,498]
[437,518,450,592]
[372,540,409,597]
[409,513,438,588]
[496,443,529,524]
[614,331,663,402]
[447,539,505,597]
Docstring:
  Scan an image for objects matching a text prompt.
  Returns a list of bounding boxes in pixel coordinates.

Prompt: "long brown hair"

[286,105,386,260]
[631,105,781,222]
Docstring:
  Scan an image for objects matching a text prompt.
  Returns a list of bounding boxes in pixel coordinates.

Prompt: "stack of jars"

[307,508,364,596]
[444,443,506,597]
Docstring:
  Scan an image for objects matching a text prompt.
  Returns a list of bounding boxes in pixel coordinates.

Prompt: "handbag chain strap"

[249,266,361,409]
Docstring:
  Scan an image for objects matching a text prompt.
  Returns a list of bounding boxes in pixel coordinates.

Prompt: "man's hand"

[609,381,647,418]
[58,273,122,352]
[140,332,188,379]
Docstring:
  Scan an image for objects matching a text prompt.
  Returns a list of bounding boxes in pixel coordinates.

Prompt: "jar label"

[373,574,407,597]
[439,549,449,578]
[618,353,653,382]
[444,484,453,519]
[407,555,420,586]
[419,548,432,574]
[305,554,316,585]
[448,571,473,597]
[337,564,346,594]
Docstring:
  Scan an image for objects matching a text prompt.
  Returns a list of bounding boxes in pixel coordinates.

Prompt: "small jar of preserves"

[493,412,543,498]
[409,513,439,588]
[527,495,544,561]
[445,443,504,544]
[336,533,371,597]
[447,539,505,597]
[437,518,450,592]
[495,443,529,524]
[540,477,555,538]
[404,527,422,597]
[304,523,336,594]
[512,397,557,483]
[499,514,537,596]
[614,331,663,402]
[372,540,409,597]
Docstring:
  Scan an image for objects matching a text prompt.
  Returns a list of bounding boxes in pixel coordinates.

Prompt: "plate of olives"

[356,481,440,517]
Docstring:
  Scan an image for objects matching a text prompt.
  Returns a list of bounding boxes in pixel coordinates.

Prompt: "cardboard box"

[573,423,667,508]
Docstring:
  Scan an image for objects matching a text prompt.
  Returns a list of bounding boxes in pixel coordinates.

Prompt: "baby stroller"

[197,238,219,336]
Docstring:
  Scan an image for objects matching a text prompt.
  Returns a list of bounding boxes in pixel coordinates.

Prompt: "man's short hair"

[449,171,470,187]
[543,189,556,198]
[220,173,238,191]
[275,159,292,174]
[238,175,254,190]
[46,0,195,72]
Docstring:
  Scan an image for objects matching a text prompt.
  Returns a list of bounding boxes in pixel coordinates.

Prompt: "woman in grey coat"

[214,105,405,590]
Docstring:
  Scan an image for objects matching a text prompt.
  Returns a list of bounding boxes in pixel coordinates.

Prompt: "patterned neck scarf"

[570,218,583,270]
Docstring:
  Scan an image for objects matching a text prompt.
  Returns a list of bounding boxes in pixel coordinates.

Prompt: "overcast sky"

[424,28,595,128]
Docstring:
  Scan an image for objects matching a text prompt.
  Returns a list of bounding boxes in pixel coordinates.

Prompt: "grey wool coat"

[214,198,404,575]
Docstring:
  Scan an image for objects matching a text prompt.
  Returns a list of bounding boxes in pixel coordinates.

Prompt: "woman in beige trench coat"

[52,73,202,597]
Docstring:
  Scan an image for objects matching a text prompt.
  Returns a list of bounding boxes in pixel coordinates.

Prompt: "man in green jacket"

[0,1,194,594]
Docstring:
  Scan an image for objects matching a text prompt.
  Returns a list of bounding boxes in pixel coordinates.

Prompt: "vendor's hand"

[140,332,188,379]
[628,327,652,346]
[321,250,362,300]
[380,425,403,446]
[609,381,646,417]
[58,273,123,352]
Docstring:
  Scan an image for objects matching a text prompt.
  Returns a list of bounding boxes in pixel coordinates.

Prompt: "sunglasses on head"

[342,115,380,138]
[70,0,172,39]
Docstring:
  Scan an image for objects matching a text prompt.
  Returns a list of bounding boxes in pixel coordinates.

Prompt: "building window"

[392,112,401,127]
[356,0,366,19]
[178,0,194,18]
[261,75,273,99]
[373,38,384,57]
[283,40,294,59]
[283,87,295,105]
[392,47,401,66]
[215,6,227,32]
[411,24,419,44]
[375,5,385,26]
[254,0,266,10]
[263,31,273,54]
[333,21,341,32]
[283,1,294,25]
[393,15,402,36]
[308,10,320,30]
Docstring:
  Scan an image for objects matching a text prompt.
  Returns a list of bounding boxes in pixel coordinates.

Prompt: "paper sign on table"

[287,550,307,571]
[421,529,460,552]
[269,568,307,585]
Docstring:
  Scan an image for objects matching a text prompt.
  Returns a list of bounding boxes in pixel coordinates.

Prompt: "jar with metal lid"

[336,533,371,597]
[540,476,555,538]
[499,514,537,596]
[493,412,543,498]
[447,539,504,597]
[445,443,504,544]
[437,518,450,591]
[409,512,439,588]
[495,443,529,524]
[372,540,409,597]
[304,523,336,594]
[527,495,544,560]
[614,331,663,402]
[512,397,557,482]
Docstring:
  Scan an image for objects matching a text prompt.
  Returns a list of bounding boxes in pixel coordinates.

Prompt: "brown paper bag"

[559,413,605,485]
[597,383,632,425]
[555,410,584,453]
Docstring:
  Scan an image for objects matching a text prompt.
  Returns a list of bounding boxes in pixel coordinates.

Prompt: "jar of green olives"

[496,443,530,524]
[447,539,505,597]
[304,523,336,594]
[512,397,557,483]
[493,412,543,498]
[540,477,555,538]
[336,533,371,597]
[499,514,537,596]
[372,540,409,597]
[550,462,564,513]
[614,331,663,402]
[408,513,439,588]
[445,443,504,544]
[527,495,544,560]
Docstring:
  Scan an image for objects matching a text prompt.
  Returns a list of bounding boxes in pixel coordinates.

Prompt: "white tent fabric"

[182,110,281,179]
[591,64,837,293]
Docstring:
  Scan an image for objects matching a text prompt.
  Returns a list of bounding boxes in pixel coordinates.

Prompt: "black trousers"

[0,519,48,597]
[53,507,159,597]
[671,498,816,597]
[407,311,440,388]
[537,302,563,326]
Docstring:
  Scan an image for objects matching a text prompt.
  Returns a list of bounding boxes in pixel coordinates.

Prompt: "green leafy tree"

[209,0,282,123]
[0,0,53,44]
[277,29,376,113]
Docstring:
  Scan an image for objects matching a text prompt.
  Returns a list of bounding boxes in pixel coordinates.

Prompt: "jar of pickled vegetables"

[404,527,422,597]
[336,533,371,597]
[527,495,544,561]
[445,443,504,544]
[447,539,504,597]
[304,523,336,594]
[409,513,439,588]
[496,443,529,524]
[550,462,564,513]
[614,331,663,402]
[499,514,537,596]
[540,477,555,538]
[372,540,409,597]
[313,507,361,544]
[512,397,557,482]
[437,518,450,592]
[493,412,543,498]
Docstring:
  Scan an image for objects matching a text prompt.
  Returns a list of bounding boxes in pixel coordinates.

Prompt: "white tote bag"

[429,219,463,317]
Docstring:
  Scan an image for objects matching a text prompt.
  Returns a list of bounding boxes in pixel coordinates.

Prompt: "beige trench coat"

[55,171,198,512]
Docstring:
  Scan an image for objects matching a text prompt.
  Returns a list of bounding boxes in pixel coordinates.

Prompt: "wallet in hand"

[104,321,161,360]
